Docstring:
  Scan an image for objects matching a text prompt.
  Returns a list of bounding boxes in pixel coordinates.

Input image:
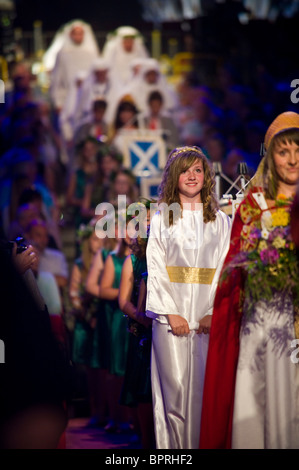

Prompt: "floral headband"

[168,146,205,162]
[76,218,97,242]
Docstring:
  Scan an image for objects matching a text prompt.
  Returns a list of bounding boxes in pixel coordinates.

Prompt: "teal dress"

[104,252,130,376]
[72,248,110,369]
[71,258,98,366]
[73,168,91,230]
[89,248,110,369]
[120,255,152,407]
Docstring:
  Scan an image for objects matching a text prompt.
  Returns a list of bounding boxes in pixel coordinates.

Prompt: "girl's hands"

[197,315,212,335]
[168,314,190,336]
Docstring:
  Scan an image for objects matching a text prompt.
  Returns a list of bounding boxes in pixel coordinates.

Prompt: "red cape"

[199,193,258,449]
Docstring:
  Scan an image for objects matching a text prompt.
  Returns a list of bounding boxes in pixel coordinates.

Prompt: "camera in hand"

[15,237,28,254]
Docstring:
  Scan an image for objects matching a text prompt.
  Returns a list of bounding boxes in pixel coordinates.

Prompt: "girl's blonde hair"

[158,146,218,224]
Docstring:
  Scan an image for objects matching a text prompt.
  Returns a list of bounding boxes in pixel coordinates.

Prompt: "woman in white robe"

[145,146,232,449]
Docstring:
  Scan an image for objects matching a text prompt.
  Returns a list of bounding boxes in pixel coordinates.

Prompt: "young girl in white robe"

[145,145,232,449]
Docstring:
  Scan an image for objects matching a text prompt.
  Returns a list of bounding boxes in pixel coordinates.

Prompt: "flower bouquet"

[222,194,299,316]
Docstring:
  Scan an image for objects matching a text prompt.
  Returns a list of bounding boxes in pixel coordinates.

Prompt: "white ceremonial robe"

[231,192,299,449]
[50,47,99,110]
[146,208,232,449]
[232,297,299,449]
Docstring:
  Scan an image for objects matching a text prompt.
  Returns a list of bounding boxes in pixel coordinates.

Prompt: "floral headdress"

[167,146,205,163]
[76,218,97,243]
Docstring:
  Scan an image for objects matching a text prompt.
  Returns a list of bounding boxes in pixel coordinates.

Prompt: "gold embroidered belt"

[166,266,216,285]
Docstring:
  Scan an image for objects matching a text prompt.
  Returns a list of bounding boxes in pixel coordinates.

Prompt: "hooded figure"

[48,20,100,112]
[200,111,299,449]
[120,57,179,114]
[102,26,149,89]
[74,57,121,128]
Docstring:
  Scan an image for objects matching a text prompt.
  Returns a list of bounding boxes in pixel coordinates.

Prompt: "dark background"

[8,0,299,81]
[13,0,145,31]
[0,0,298,105]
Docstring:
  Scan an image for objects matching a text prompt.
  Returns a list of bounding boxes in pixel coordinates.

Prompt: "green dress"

[73,168,91,230]
[89,248,110,369]
[71,248,110,368]
[120,255,152,407]
[104,252,130,376]
[71,257,98,365]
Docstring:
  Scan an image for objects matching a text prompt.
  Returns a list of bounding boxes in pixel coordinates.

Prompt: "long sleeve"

[50,51,67,109]
[146,211,180,320]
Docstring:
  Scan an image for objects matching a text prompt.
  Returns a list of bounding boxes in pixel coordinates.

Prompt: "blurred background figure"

[74,99,109,147]
[68,219,109,428]
[0,147,62,249]
[66,136,101,231]
[58,69,89,150]
[74,58,121,130]
[0,239,71,449]
[139,90,180,152]
[107,96,140,155]
[102,26,149,89]
[48,20,100,116]
[25,217,68,292]
[121,58,178,115]
[106,167,139,207]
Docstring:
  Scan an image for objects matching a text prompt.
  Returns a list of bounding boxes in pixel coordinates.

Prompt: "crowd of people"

[0,18,299,450]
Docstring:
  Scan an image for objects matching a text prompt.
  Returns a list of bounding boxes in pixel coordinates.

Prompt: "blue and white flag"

[123,134,166,177]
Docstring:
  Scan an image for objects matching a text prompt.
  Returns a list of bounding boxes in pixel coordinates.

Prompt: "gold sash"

[166,266,216,285]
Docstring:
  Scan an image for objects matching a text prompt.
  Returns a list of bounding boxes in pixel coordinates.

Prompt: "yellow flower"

[277,193,287,200]
[271,208,290,227]
[258,239,268,252]
[269,266,278,276]
[272,236,286,249]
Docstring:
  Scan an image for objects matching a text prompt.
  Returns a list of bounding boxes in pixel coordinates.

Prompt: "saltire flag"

[123,134,166,177]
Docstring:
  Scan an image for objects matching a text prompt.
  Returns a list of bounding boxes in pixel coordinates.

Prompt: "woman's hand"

[12,244,38,274]
[168,314,190,336]
[135,310,152,328]
[197,315,212,335]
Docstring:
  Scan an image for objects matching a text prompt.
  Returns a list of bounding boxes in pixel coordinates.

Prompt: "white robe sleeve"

[146,212,180,320]
[50,51,67,109]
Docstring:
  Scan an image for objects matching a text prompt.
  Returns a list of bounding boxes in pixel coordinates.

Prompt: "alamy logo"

[0,339,4,364]
[290,339,299,364]
[94,195,204,248]
[0,79,4,103]
[290,79,299,104]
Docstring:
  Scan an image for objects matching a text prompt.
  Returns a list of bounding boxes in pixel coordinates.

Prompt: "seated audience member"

[13,186,61,250]
[139,90,179,151]
[105,167,139,207]
[120,57,178,115]
[6,202,40,241]
[74,99,109,147]
[107,97,139,154]
[25,218,68,290]
[66,136,101,229]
